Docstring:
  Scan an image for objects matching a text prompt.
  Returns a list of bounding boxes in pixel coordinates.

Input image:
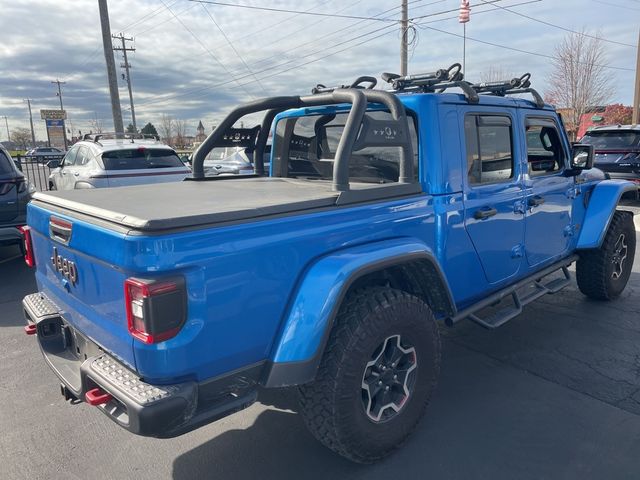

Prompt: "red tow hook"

[24,324,37,335]
[85,387,113,406]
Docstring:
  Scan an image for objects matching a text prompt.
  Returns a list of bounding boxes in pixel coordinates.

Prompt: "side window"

[465,114,514,185]
[525,118,565,176]
[75,147,90,166]
[62,147,78,166]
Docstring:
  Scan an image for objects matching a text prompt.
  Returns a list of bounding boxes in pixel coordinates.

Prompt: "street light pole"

[633,29,640,125]
[51,79,68,149]
[24,99,36,146]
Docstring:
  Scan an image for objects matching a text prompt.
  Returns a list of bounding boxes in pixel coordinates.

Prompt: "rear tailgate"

[27,201,135,368]
[103,167,189,188]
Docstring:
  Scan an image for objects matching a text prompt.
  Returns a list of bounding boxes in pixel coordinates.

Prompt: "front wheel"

[577,210,636,300]
[298,287,441,463]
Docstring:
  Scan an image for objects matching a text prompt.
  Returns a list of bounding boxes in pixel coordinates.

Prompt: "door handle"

[528,195,545,207]
[73,172,79,177]
[474,206,498,220]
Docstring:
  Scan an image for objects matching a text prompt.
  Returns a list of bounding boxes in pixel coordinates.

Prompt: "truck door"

[463,112,525,285]
[521,115,573,266]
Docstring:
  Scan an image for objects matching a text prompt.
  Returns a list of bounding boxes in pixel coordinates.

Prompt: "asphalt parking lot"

[1,208,639,480]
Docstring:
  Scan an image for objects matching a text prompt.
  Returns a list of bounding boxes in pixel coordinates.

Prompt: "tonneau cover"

[33,177,340,231]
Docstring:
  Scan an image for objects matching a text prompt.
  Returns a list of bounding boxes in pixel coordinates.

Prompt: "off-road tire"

[577,210,636,300]
[298,287,441,463]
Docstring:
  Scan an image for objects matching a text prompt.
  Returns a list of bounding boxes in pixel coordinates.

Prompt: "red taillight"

[19,226,35,267]
[124,277,187,344]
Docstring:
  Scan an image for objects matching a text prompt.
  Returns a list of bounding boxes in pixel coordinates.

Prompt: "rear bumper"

[23,292,259,438]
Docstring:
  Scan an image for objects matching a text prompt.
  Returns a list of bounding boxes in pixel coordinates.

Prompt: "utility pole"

[98,0,124,135]
[51,79,68,149]
[400,0,408,76]
[113,33,137,132]
[1,116,9,142]
[24,99,36,146]
[633,29,640,125]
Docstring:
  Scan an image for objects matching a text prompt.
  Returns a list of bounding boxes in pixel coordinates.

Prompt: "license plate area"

[26,313,102,392]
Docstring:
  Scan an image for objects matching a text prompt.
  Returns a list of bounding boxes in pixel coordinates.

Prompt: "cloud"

[0,0,636,141]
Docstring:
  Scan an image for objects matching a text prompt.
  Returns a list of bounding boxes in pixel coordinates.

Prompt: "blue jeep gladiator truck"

[21,66,637,463]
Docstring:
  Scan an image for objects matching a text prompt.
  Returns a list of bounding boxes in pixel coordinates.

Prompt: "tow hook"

[24,324,37,335]
[85,387,113,406]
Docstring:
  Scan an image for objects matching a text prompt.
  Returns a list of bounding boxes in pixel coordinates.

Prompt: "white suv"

[48,134,190,190]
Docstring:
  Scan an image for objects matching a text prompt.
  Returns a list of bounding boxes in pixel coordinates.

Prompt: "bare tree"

[479,66,516,84]
[11,127,32,149]
[159,114,174,146]
[174,119,187,148]
[546,30,613,139]
[89,114,104,133]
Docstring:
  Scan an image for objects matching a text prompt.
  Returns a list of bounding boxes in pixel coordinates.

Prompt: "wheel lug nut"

[385,386,390,391]
[378,380,383,385]
[393,374,397,379]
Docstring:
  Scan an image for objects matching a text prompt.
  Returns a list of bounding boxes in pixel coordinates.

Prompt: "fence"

[14,155,56,192]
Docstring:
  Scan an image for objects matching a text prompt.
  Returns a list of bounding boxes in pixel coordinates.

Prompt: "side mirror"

[570,143,594,170]
[46,160,60,168]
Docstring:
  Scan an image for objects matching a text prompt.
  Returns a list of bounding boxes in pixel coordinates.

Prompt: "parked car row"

[23,146,65,164]
[0,144,35,247]
[48,135,191,190]
[580,124,640,185]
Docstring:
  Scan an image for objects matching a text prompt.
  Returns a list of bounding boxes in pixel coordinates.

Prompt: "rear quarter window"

[101,149,184,170]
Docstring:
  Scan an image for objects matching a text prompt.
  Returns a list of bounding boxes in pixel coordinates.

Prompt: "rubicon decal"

[51,247,78,285]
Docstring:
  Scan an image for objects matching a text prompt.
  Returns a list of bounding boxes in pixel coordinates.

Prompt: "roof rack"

[380,63,545,108]
[311,75,378,94]
[82,132,159,144]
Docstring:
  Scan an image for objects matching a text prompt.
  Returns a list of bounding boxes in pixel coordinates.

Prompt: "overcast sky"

[0,0,638,141]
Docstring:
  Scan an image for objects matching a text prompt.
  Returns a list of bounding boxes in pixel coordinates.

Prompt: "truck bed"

[33,177,343,231]
[33,177,421,232]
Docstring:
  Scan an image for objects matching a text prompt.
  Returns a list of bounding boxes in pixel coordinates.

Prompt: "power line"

[199,3,268,94]
[136,2,200,36]
[194,0,449,81]
[135,0,495,108]
[157,0,257,100]
[135,22,398,108]
[418,0,545,25]
[414,22,635,72]
[186,0,400,22]
[590,0,640,11]
[478,0,636,48]
[410,0,504,21]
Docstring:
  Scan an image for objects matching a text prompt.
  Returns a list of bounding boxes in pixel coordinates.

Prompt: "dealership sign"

[40,109,67,120]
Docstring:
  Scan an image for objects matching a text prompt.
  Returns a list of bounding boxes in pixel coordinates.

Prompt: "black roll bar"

[191,88,414,191]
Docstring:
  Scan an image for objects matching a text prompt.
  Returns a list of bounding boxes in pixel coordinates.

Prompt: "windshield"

[204,147,250,165]
[101,148,184,170]
[581,131,640,149]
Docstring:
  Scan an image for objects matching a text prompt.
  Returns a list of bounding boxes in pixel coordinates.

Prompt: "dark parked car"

[0,144,35,246]
[24,147,65,164]
[581,125,640,185]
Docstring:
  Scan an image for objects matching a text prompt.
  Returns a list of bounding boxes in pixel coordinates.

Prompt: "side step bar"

[445,255,577,329]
